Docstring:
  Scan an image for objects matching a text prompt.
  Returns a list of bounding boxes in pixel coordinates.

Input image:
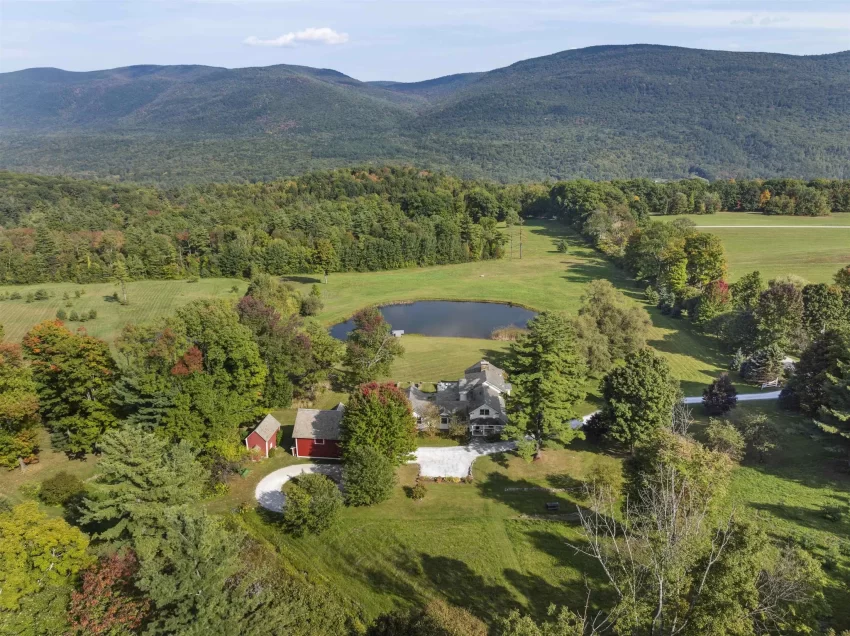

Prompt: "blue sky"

[2,0,849,81]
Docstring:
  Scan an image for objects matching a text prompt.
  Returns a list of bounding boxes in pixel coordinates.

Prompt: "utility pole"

[519,219,523,259]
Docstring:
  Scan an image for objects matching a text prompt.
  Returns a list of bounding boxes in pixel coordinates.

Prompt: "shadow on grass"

[419,554,520,621]
[282,275,323,285]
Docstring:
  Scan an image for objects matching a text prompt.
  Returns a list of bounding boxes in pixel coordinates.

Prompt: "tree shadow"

[418,553,520,621]
[281,275,322,285]
[481,347,511,369]
[476,471,586,519]
[750,502,850,539]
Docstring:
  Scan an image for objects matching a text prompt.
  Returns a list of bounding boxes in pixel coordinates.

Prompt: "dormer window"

[480,408,490,415]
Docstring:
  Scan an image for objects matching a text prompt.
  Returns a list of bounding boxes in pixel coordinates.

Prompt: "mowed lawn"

[227,401,850,629]
[0,278,246,344]
[659,212,850,283]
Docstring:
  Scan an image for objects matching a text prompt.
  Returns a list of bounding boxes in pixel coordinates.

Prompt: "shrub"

[409,482,427,501]
[729,349,746,372]
[300,294,323,316]
[706,419,745,461]
[56,309,67,320]
[69,310,79,321]
[63,292,70,300]
[343,446,397,507]
[556,239,568,253]
[38,471,86,506]
[702,372,738,415]
[644,285,660,305]
[10,291,21,300]
[25,292,34,303]
[737,413,780,463]
[282,472,342,536]
[34,289,49,300]
[230,285,240,293]
[187,276,199,283]
[74,290,82,298]
[88,309,97,320]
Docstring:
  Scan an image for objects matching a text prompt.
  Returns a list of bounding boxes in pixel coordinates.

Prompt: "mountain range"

[1,44,849,184]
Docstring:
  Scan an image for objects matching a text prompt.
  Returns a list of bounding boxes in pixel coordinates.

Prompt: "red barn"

[292,403,344,460]
[244,414,281,458]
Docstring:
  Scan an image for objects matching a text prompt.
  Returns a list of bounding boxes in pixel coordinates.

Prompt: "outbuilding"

[292,403,345,459]
[245,414,281,459]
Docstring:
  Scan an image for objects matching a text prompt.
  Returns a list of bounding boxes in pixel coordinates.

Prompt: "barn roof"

[293,404,345,441]
[252,414,282,442]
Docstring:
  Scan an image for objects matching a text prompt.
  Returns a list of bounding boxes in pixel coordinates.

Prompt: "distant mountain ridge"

[1,44,849,184]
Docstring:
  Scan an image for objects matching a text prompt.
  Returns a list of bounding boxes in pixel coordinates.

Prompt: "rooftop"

[252,413,282,442]
[293,403,345,441]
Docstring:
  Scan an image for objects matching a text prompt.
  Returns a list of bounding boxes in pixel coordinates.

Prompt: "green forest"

[2,45,849,184]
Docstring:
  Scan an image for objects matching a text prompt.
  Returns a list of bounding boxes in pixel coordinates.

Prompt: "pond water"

[330,301,537,340]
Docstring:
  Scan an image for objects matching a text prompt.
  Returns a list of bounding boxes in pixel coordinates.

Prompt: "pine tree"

[80,428,208,543]
[600,348,681,452]
[503,312,587,460]
[819,359,850,443]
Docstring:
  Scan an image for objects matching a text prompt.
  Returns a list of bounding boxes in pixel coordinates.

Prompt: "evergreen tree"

[282,473,343,536]
[503,311,587,460]
[599,348,681,452]
[343,445,397,507]
[340,382,416,465]
[787,330,850,416]
[818,359,850,444]
[80,428,208,543]
[740,344,785,384]
[702,372,738,415]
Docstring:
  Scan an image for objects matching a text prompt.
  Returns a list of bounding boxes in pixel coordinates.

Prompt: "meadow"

[659,212,850,283]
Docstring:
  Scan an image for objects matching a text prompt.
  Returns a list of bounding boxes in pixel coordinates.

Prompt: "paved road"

[256,390,784,510]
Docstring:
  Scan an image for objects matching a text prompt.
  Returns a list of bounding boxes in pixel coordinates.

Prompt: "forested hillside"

[1,45,848,184]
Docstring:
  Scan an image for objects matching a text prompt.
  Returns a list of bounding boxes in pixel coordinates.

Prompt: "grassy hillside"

[2,45,849,184]
[658,212,850,282]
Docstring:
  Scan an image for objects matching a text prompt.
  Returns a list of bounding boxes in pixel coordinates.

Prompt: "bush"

[409,482,427,501]
[69,310,79,321]
[34,289,49,300]
[706,419,745,461]
[56,309,67,320]
[187,276,199,283]
[10,291,21,300]
[282,472,342,536]
[644,285,660,304]
[729,348,746,372]
[343,446,397,507]
[88,309,97,320]
[702,372,738,415]
[556,239,568,253]
[38,471,86,506]
[25,293,34,303]
[300,294,323,316]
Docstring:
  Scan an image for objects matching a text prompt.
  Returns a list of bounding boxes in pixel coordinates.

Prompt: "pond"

[330,300,537,340]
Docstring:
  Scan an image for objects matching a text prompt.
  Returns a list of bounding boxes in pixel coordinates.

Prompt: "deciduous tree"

[343,445,397,507]
[341,382,416,465]
[344,307,404,384]
[282,473,343,536]
[702,372,738,415]
[0,342,40,468]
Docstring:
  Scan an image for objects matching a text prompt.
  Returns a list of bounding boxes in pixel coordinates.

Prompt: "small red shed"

[292,403,344,460]
[245,414,281,458]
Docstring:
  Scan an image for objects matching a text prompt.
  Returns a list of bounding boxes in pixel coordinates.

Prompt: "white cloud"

[244,27,349,47]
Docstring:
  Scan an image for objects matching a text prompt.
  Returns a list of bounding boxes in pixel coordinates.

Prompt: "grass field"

[658,212,850,283]
[0,278,245,344]
[218,401,850,628]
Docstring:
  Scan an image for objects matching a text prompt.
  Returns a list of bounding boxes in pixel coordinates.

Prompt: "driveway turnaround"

[413,440,517,478]
[254,463,341,512]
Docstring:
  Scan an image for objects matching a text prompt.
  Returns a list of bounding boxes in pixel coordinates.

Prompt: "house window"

[441,416,449,425]
[479,408,490,415]
[314,438,325,445]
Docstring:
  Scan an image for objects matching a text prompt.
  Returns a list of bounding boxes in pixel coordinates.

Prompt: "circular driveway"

[254,463,341,512]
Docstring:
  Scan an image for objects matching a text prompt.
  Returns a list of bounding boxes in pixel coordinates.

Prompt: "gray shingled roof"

[253,414,282,442]
[292,404,345,441]
[406,386,435,416]
[464,360,511,393]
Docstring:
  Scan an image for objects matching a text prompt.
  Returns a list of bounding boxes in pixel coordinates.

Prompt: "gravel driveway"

[254,463,341,512]
[412,440,517,478]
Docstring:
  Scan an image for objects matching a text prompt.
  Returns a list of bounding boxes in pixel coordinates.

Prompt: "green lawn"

[657,212,850,283]
[0,278,246,344]
[225,401,850,629]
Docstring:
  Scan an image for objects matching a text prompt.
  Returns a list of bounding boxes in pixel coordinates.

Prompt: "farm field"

[0,221,730,392]
[224,402,850,628]
[658,212,850,282]
[0,278,245,344]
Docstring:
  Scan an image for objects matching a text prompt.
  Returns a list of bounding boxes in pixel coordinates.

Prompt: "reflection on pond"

[330,301,537,340]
